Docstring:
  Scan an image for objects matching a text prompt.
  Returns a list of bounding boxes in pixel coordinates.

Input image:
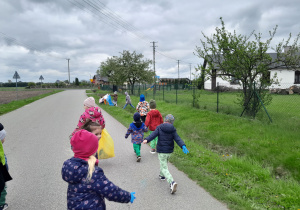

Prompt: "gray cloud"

[1,0,300,83]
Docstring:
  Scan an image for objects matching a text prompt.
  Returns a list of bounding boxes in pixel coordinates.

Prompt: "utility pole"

[66,58,70,84]
[177,60,180,80]
[150,41,157,95]
[176,60,180,104]
[189,63,192,83]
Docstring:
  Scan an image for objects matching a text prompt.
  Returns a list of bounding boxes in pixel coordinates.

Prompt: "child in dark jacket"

[62,130,135,209]
[143,114,189,194]
[125,113,148,162]
[145,100,163,154]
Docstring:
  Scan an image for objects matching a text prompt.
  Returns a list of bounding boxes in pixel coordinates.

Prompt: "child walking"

[125,113,148,162]
[145,100,163,154]
[0,123,12,210]
[112,91,118,106]
[136,94,150,122]
[143,114,189,194]
[71,97,105,137]
[62,130,135,209]
[123,92,135,109]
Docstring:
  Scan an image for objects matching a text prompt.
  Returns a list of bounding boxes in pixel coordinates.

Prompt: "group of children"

[62,93,189,209]
[125,94,189,194]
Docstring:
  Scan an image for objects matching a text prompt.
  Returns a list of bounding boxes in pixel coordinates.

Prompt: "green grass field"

[90,89,300,209]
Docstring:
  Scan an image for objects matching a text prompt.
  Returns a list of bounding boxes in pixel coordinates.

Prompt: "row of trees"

[97,50,154,94]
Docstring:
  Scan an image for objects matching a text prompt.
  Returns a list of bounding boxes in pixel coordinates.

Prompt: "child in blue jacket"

[125,112,148,162]
[62,130,135,209]
[143,114,189,194]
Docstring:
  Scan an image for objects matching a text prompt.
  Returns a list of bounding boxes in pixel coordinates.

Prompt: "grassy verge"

[88,90,300,209]
[0,90,63,115]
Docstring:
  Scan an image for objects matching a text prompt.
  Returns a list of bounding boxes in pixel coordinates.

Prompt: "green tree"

[98,50,154,94]
[28,82,36,88]
[75,78,80,86]
[195,17,300,116]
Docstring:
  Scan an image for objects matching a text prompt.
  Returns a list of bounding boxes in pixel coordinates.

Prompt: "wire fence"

[98,82,300,125]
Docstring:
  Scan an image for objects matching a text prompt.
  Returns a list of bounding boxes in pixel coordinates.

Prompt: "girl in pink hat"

[62,130,136,209]
[71,97,105,137]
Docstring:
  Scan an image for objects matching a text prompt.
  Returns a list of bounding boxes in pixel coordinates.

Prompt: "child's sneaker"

[136,156,141,162]
[150,149,156,154]
[0,203,8,210]
[170,181,177,194]
[159,175,166,180]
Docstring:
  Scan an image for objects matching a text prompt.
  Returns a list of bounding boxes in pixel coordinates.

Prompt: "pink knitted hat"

[84,97,95,107]
[71,130,99,160]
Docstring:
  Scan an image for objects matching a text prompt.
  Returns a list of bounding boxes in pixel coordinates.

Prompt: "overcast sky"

[1,0,300,83]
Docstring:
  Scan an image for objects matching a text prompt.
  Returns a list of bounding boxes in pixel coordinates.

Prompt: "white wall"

[270,70,296,88]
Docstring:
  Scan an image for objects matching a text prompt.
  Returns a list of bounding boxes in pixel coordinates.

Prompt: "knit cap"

[71,130,98,160]
[0,129,6,141]
[165,114,175,124]
[140,94,145,102]
[149,99,156,109]
[133,112,141,122]
[84,97,95,108]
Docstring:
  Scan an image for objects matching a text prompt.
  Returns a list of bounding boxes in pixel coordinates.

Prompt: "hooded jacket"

[62,157,131,210]
[145,123,185,153]
[145,109,163,131]
[136,101,150,116]
[125,122,148,144]
[125,92,132,104]
[72,107,105,136]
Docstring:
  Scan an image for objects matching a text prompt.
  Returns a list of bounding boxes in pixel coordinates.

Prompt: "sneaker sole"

[171,183,177,194]
[137,157,141,162]
[150,151,156,154]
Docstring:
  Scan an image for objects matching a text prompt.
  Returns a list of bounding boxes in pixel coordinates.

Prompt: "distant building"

[203,47,300,90]
[93,75,109,85]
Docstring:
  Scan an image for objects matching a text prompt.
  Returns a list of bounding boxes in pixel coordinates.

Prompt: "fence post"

[163,85,165,101]
[217,82,219,113]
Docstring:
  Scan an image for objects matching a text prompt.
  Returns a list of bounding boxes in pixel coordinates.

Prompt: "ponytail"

[86,155,97,182]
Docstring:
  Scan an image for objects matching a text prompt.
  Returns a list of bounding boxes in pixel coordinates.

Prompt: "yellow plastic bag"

[97,128,115,159]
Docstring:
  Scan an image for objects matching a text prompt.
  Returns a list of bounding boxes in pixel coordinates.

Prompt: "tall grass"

[90,89,300,209]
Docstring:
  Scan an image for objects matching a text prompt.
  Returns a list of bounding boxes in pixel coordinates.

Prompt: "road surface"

[1,90,228,209]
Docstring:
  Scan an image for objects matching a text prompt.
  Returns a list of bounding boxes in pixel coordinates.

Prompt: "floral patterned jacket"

[136,101,150,116]
[62,157,131,209]
[71,107,105,136]
[125,122,148,144]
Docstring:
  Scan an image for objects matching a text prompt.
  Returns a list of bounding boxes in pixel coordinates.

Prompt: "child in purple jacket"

[62,130,135,209]
[125,113,148,162]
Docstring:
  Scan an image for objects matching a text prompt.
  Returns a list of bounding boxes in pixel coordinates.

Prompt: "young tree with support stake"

[195,17,300,117]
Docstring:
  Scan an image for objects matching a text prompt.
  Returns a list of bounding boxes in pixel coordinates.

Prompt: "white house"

[203,50,300,90]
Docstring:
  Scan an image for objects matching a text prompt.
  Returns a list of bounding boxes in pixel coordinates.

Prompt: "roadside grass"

[89,90,300,209]
[0,90,63,115]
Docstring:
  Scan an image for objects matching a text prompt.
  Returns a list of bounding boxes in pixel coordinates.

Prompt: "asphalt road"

[1,90,228,210]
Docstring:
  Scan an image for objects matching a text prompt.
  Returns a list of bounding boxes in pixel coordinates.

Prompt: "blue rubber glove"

[130,192,136,203]
[182,146,189,154]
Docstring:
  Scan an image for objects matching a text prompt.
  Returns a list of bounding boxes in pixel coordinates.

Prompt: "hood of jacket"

[159,122,176,134]
[131,122,144,130]
[84,107,101,119]
[62,158,88,184]
[149,109,161,117]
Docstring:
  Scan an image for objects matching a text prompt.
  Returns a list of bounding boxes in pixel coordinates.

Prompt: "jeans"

[123,103,135,109]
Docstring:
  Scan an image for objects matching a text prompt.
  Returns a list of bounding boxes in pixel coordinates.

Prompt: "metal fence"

[99,82,300,124]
